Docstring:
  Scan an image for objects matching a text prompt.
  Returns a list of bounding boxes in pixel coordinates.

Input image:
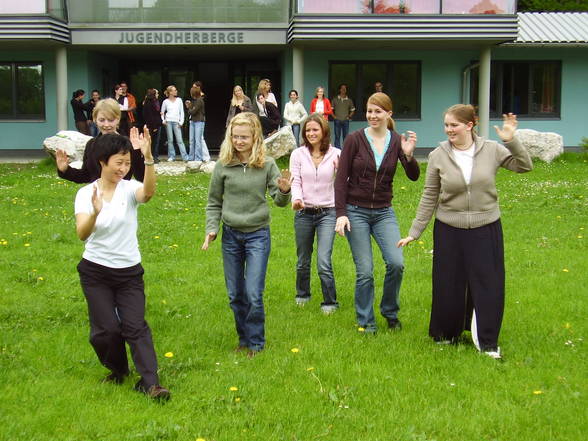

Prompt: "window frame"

[470,60,561,120]
[0,61,46,121]
[328,60,421,121]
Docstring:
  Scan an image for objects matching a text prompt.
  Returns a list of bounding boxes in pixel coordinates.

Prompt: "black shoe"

[387,318,402,330]
[135,380,171,401]
[102,370,129,385]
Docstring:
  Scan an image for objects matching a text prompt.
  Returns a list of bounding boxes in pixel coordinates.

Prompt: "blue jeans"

[201,136,210,161]
[345,204,404,328]
[89,121,99,137]
[188,121,205,161]
[222,225,271,351]
[165,122,188,161]
[291,124,301,146]
[334,119,350,149]
[294,208,338,306]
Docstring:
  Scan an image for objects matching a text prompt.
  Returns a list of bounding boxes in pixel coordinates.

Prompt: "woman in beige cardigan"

[398,104,532,360]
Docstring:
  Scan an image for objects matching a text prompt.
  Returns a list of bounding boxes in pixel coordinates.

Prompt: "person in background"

[202,112,291,358]
[87,90,101,137]
[331,84,355,149]
[226,85,253,127]
[120,82,137,130]
[57,98,145,183]
[257,78,278,108]
[254,93,281,138]
[161,85,188,162]
[185,81,206,162]
[397,105,533,360]
[334,92,419,334]
[310,86,333,121]
[114,84,130,137]
[283,89,308,146]
[74,128,170,400]
[289,113,340,313]
[71,89,90,135]
[142,88,162,163]
[374,81,384,93]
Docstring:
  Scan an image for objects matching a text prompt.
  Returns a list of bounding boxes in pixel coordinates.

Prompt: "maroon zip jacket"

[334,129,420,218]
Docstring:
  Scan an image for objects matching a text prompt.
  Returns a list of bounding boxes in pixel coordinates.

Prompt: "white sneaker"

[167,157,174,162]
[295,297,310,306]
[484,347,502,360]
[320,305,338,315]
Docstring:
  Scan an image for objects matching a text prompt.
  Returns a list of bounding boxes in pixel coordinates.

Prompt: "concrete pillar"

[478,46,491,139]
[55,45,68,131]
[292,46,304,101]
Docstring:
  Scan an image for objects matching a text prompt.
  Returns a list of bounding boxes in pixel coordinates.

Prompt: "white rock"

[186,161,203,173]
[200,161,216,174]
[264,125,296,159]
[516,129,563,163]
[43,131,93,161]
[154,163,186,176]
[69,160,83,170]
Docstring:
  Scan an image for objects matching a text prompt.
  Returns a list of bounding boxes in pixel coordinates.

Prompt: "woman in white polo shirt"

[74,128,170,400]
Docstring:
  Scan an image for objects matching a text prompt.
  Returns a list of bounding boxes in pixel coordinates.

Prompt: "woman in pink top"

[289,113,340,314]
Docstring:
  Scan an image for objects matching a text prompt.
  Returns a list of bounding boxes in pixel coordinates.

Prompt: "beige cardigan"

[408,135,533,239]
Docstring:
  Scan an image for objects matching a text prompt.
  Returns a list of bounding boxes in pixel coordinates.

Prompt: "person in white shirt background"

[161,85,189,162]
[283,89,308,146]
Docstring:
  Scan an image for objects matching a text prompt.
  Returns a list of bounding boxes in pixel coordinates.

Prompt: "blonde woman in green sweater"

[202,112,291,357]
[398,105,532,360]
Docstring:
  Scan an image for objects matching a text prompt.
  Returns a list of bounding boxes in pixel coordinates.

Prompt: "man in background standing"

[331,84,355,149]
[120,81,137,130]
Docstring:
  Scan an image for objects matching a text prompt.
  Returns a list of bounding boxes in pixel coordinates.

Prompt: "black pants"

[430,219,505,351]
[77,259,159,387]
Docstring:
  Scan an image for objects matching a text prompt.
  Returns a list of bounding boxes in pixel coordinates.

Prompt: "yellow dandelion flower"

[306,367,315,371]
[358,327,365,332]
[564,323,571,329]
[400,186,406,190]
[578,235,583,239]
[196,438,206,441]
[234,397,241,403]
[24,243,30,247]
[161,299,167,305]
[164,352,174,358]
[556,215,561,219]
[562,268,569,272]
[290,347,300,353]
[229,386,238,391]
[418,241,424,245]
[37,277,44,281]
[533,390,543,395]
[154,235,160,239]
[32,269,37,272]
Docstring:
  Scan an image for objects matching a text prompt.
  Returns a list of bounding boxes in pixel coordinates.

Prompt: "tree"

[518,0,588,11]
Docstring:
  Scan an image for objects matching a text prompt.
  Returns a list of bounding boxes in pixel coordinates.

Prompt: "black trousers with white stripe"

[430,219,505,351]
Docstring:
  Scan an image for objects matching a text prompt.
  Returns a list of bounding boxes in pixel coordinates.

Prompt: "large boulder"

[264,125,297,159]
[516,129,563,163]
[43,131,92,162]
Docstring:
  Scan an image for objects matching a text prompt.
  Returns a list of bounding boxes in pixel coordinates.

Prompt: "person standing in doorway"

[114,84,130,137]
[331,84,355,149]
[283,89,308,146]
[185,81,206,162]
[71,89,90,135]
[310,86,333,121]
[374,81,384,93]
[202,112,291,357]
[161,85,188,162]
[120,82,137,130]
[142,88,162,163]
[86,90,101,137]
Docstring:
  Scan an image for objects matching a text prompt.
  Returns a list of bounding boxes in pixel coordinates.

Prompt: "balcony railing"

[296,0,516,14]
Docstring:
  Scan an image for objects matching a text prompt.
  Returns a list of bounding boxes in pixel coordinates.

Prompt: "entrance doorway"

[121,60,280,155]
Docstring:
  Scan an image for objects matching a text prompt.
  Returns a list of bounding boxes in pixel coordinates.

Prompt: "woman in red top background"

[309,86,333,121]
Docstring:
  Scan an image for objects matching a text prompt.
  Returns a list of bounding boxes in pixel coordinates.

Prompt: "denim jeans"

[294,208,338,306]
[165,121,188,161]
[291,124,301,147]
[333,119,350,149]
[89,121,99,137]
[222,225,271,351]
[188,121,205,161]
[345,204,404,328]
[201,137,210,161]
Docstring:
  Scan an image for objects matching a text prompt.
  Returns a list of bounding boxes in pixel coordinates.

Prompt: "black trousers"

[77,259,159,387]
[430,219,505,351]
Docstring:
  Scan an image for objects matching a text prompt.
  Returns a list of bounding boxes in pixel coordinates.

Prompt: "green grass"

[0,154,586,441]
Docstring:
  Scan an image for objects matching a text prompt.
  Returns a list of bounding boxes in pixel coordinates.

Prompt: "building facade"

[1,1,587,152]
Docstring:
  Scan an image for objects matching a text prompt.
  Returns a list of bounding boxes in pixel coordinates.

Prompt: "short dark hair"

[91,89,100,95]
[72,89,85,99]
[289,89,298,96]
[94,134,132,165]
[256,92,265,100]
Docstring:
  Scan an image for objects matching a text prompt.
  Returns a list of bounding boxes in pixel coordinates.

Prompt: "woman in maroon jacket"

[334,92,419,333]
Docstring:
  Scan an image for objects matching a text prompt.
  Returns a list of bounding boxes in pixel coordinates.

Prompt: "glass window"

[0,62,44,120]
[471,61,560,118]
[329,61,420,120]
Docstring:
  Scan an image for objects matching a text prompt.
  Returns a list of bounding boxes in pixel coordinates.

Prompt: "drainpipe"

[478,46,492,139]
[461,62,479,104]
[55,45,68,131]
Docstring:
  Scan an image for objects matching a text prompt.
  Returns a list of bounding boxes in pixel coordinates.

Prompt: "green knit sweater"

[408,135,533,239]
[206,157,291,234]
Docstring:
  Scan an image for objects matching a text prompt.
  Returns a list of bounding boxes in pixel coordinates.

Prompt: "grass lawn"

[0,153,586,441]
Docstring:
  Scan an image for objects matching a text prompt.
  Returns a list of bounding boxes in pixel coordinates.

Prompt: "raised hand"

[277,169,292,193]
[397,236,415,248]
[130,126,152,158]
[201,232,217,250]
[401,131,417,158]
[56,149,69,172]
[92,183,103,215]
[494,113,517,143]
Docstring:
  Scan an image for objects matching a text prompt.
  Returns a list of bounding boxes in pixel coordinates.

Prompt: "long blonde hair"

[230,85,244,107]
[257,79,270,97]
[219,112,266,168]
[92,98,121,121]
[367,92,395,131]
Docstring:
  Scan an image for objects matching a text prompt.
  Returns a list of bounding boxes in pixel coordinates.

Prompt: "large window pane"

[391,63,419,117]
[360,63,386,114]
[0,65,13,116]
[329,63,357,100]
[16,64,44,117]
[531,63,559,115]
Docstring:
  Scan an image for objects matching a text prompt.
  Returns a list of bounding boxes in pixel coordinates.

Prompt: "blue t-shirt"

[364,128,391,170]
